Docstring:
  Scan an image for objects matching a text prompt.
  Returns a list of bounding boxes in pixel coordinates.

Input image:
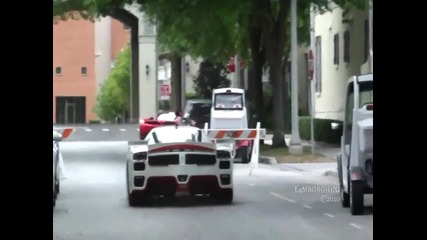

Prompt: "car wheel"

[126,162,137,207]
[55,179,60,194]
[337,158,349,208]
[240,147,249,164]
[214,189,233,204]
[53,191,57,208]
[350,180,364,215]
[340,184,350,208]
[128,191,139,207]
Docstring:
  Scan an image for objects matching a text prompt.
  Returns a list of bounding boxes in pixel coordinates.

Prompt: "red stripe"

[232,130,243,138]
[247,130,257,139]
[62,128,73,139]
[214,131,227,139]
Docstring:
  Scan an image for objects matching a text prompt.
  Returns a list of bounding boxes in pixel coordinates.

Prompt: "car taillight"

[133,152,147,161]
[366,104,373,111]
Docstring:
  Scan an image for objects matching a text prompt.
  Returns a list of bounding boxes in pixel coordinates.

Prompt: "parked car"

[182,99,212,129]
[139,112,179,139]
[52,128,72,212]
[53,131,62,211]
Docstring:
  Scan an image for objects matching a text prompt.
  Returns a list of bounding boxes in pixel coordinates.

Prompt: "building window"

[343,31,350,63]
[333,33,339,65]
[81,67,87,76]
[315,36,322,93]
[123,23,130,30]
[364,19,369,62]
[55,67,62,76]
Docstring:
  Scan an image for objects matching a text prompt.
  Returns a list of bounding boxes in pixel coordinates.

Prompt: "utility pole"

[289,0,303,155]
[309,4,316,155]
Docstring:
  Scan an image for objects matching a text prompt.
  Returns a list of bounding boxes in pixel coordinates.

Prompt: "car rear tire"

[126,162,137,207]
[350,180,364,215]
[55,180,60,194]
[128,192,139,207]
[214,189,233,204]
[337,157,349,208]
[340,185,350,208]
[53,190,57,212]
[240,147,249,164]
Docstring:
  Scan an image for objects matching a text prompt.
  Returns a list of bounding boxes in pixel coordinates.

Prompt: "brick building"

[53,16,130,124]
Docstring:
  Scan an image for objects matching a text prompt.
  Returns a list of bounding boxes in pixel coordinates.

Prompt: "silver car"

[53,131,62,211]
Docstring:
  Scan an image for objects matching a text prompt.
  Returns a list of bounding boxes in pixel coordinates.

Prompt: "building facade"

[311,2,372,121]
[53,16,130,124]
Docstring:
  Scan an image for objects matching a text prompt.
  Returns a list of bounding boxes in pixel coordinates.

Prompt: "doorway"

[56,97,86,124]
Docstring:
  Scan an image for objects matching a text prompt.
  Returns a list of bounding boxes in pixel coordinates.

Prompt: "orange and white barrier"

[203,122,266,175]
[53,128,74,140]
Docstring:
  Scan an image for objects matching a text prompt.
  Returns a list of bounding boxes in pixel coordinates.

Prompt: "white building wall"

[125,4,158,118]
[94,17,112,93]
[313,4,369,121]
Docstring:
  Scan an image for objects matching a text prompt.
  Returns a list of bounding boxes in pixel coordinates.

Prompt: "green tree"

[193,60,231,99]
[94,46,131,121]
[141,0,244,110]
[54,0,370,144]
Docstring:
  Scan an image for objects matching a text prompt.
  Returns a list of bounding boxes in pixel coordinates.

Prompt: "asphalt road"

[53,139,373,240]
[53,124,141,142]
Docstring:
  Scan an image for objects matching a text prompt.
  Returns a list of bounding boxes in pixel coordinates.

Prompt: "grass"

[259,144,335,163]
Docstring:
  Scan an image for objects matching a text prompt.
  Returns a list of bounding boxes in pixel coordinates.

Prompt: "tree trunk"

[261,0,290,148]
[248,26,265,128]
[248,62,264,123]
[170,53,182,111]
[269,59,287,148]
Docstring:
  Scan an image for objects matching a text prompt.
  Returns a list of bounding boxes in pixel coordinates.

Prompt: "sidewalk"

[260,134,339,177]
[263,134,340,158]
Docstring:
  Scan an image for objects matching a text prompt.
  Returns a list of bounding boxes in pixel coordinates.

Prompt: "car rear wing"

[202,122,266,175]
[148,142,217,154]
[128,140,148,146]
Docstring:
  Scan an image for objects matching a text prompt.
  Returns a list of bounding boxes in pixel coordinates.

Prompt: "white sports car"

[53,131,62,211]
[53,128,72,212]
[126,125,234,206]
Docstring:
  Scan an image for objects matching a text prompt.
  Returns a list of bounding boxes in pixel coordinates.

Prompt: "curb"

[259,155,277,164]
[257,156,339,178]
[323,170,338,178]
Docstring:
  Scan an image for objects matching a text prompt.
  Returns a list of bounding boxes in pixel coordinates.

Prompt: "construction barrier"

[203,122,266,175]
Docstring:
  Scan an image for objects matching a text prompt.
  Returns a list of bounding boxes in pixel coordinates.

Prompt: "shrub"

[299,116,342,145]
[185,93,200,100]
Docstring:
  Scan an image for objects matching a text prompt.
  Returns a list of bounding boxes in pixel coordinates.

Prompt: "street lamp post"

[289,0,303,155]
